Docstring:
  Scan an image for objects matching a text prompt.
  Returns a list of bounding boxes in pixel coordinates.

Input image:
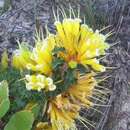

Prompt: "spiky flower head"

[12,35,56,75]
[12,43,32,70]
[25,34,56,75]
[53,18,109,72]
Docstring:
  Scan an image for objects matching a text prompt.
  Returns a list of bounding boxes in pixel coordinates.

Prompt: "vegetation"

[1,0,127,130]
[0,8,110,130]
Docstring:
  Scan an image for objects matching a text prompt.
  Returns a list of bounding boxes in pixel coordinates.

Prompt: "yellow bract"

[25,74,56,91]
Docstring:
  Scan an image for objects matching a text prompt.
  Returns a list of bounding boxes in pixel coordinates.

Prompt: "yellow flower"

[12,35,56,75]
[25,74,56,91]
[42,73,96,130]
[67,73,97,108]
[81,58,106,72]
[54,18,109,72]
[26,34,56,75]
[47,95,79,130]
[11,17,109,130]
[12,44,32,70]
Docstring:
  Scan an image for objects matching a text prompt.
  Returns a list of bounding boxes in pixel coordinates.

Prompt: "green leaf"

[1,49,8,70]
[4,110,34,130]
[77,64,90,74]
[52,46,65,55]
[64,69,77,89]
[0,81,10,118]
[0,81,8,98]
[25,102,40,118]
[52,57,64,69]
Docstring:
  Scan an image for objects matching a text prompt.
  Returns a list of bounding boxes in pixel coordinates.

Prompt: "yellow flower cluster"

[26,36,55,75]
[12,38,54,75]
[12,17,109,130]
[54,18,109,72]
[25,74,56,91]
[12,18,109,75]
[12,40,55,92]
[12,45,32,70]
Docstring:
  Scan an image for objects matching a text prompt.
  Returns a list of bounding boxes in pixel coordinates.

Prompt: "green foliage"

[52,47,65,70]
[0,68,27,113]
[53,68,77,94]
[0,67,46,129]
[4,110,34,130]
[0,81,10,118]
[77,64,90,74]
[0,68,21,84]
[0,68,46,124]
[52,46,66,55]
[25,102,41,118]
[47,47,78,98]
[0,50,8,70]
[64,68,77,87]
[52,57,64,70]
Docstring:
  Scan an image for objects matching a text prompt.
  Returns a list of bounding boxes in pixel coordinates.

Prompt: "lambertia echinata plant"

[0,10,110,130]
